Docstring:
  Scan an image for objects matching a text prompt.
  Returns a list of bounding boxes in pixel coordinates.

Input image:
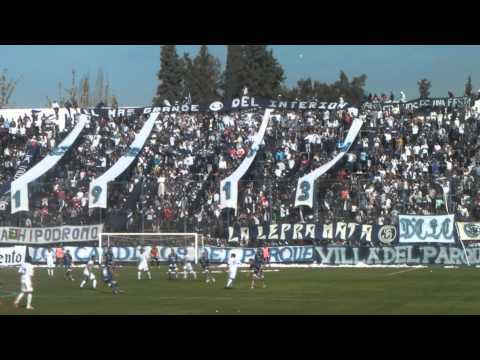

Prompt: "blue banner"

[227,223,399,245]
[0,140,41,196]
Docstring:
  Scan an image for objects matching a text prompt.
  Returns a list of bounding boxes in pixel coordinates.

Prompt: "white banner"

[0,107,82,132]
[88,112,160,208]
[220,109,272,213]
[295,117,363,208]
[0,246,26,266]
[399,214,455,243]
[474,100,480,113]
[456,222,480,241]
[28,245,315,264]
[29,245,194,263]
[10,115,89,213]
[0,224,103,244]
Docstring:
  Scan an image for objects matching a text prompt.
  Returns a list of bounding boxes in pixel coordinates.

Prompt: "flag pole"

[440,178,470,265]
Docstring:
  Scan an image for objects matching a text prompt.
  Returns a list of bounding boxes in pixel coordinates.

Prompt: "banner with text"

[295,117,363,208]
[88,112,160,208]
[220,109,272,213]
[10,115,89,213]
[26,244,480,266]
[361,96,471,112]
[0,108,82,132]
[28,245,314,264]
[399,214,455,243]
[314,245,479,266]
[227,222,399,245]
[0,224,103,244]
[0,246,26,266]
[80,96,349,117]
[456,222,480,241]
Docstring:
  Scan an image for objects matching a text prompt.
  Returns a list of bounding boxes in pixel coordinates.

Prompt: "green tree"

[223,45,245,99]
[349,74,368,105]
[153,45,184,105]
[241,45,285,98]
[287,71,366,104]
[465,75,473,96]
[336,71,350,98]
[418,78,431,99]
[111,95,119,108]
[296,78,314,99]
[180,53,194,101]
[187,45,221,103]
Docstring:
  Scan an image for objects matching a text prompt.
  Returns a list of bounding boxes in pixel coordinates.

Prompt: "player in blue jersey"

[103,246,114,267]
[63,250,74,281]
[101,264,120,295]
[250,249,266,289]
[167,249,178,280]
[199,251,215,284]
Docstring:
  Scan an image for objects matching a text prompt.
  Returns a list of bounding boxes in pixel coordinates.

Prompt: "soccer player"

[150,245,160,268]
[45,248,55,278]
[262,245,270,267]
[182,254,197,280]
[199,251,215,284]
[63,250,74,281]
[103,246,114,267]
[13,256,35,310]
[250,252,266,289]
[137,248,152,280]
[225,253,241,289]
[80,256,97,289]
[55,245,64,268]
[101,264,120,295]
[167,249,178,280]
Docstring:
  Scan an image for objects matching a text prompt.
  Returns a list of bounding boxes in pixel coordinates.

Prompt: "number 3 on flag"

[297,181,311,202]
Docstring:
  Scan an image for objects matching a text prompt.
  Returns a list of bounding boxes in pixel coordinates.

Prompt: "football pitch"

[1,266,480,315]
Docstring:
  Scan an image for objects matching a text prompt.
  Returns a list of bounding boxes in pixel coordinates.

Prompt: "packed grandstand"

[1,93,480,248]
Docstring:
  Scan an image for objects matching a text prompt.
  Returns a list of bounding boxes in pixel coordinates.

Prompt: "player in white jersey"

[182,255,197,280]
[137,248,152,280]
[45,248,55,277]
[225,253,241,289]
[13,256,35,310]
[80,256,97,289]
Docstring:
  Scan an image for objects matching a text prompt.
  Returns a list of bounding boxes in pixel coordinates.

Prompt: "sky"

[0,45,479,107]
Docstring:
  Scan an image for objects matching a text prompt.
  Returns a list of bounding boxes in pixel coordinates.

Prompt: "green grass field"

[1,266,480,314]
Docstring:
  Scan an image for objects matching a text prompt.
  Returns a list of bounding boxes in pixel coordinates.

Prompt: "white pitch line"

[385,268,419,277]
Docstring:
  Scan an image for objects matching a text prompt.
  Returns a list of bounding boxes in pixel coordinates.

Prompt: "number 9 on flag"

[91,186,102,204]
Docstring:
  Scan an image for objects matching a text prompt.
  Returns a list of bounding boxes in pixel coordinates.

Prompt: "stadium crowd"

[0,92,480,247]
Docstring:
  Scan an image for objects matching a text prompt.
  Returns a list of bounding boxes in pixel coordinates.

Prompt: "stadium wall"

[9,244,480,267]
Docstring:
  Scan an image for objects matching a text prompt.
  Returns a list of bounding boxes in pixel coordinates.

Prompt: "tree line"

[0,47,477,108]
[154,45,478,106]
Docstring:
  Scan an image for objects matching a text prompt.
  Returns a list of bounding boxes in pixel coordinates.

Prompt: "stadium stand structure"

[0,95,479,248]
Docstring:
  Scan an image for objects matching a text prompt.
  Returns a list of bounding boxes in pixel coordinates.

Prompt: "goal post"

[98,233,203,264]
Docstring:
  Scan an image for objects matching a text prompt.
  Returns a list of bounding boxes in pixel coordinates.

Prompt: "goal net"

[99,233,204,264]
